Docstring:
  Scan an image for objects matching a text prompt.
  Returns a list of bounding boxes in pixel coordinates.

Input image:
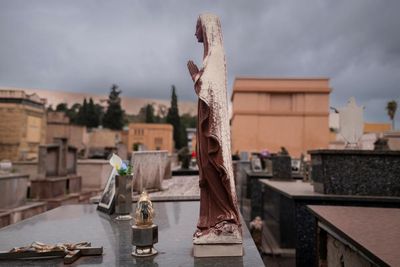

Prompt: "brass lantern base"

[131,224,158,258]
[131,246,158,257]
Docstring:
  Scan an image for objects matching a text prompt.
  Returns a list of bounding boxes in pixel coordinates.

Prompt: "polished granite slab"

[259,179,400,201]
[257,179,400,266]
[0,202,263,267]
[308,205,400,266]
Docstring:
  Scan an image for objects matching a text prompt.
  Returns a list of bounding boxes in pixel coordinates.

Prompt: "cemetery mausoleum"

[231,77,331,157]
[46,111,88,152]
[0,89,46,161]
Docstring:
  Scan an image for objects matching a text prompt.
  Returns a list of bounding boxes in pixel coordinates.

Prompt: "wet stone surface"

[0,202,263,267]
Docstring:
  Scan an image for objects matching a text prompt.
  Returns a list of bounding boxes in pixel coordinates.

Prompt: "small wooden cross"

[0,242,103,264]
[63,245,103,264]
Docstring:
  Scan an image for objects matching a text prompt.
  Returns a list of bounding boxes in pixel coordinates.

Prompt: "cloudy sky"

[0,0,399,125]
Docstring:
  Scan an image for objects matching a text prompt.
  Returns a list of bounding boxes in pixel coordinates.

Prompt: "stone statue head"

[196,13,223,49]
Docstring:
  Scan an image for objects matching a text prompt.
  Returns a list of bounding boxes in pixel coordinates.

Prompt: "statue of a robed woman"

[187,14,242,254]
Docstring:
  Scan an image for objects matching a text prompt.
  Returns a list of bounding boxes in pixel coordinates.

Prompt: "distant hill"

[0,87,197,115]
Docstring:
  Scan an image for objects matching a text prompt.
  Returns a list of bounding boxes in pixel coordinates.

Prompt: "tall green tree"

[76,98,88,126]
[68,103,81,124]
[386,100,397,130]
[145,104,155,123]
[167,85,184,149]
[86,98,100,128]
[136,105,147,122]
[103,84,124,130]
[55,103,68,112]
[135,103,166,123]
[94,103,104,125]
[51,100,102,127]
[180,113,197,129]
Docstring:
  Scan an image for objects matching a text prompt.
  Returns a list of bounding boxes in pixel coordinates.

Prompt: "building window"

[134,128,144,136]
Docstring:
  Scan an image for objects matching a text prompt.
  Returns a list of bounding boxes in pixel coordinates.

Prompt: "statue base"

[193,243,243,257]
[193,223,243,257]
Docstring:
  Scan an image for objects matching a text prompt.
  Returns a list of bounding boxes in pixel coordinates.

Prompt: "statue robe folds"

[192,14,241,242]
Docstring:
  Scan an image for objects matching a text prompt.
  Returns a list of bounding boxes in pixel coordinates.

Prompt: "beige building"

[363,122,392,133]
[231,77,331,157]
[128,123,173,153]
[46,111,88,152]
[88,128,122,149]
[0,90,46,161]
[47,112,125,158]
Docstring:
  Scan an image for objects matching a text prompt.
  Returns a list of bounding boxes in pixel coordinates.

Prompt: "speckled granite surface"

[271,155,292,180]
[309,149,400,196]
[0,203,263,267]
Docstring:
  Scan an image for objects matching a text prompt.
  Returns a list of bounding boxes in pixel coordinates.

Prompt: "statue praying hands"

[187,14,242,252]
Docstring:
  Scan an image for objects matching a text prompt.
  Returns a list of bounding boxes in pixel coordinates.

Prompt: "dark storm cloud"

[0,0,399,124]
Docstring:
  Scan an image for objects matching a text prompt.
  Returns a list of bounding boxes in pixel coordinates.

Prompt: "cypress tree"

[76,98,88,126]
[145,104,155,123]
[103,84,124,130]
[94,103,104,126]
[166,85,183,149]
[86,98,99,128]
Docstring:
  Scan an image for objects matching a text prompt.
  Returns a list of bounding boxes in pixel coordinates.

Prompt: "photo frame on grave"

[97,167,117,214]
[250,155,263,172]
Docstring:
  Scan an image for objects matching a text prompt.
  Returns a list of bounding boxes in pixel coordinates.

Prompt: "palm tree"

[386,100,397,130]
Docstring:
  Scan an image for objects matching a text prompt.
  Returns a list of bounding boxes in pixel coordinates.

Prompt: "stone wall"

[88,129,121,148]
[0,173,29,209]
[46,123,88,152]
[0,102,46,161]
[12,161,38,178]
[13,160,111,190]
[77,159,112,189]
